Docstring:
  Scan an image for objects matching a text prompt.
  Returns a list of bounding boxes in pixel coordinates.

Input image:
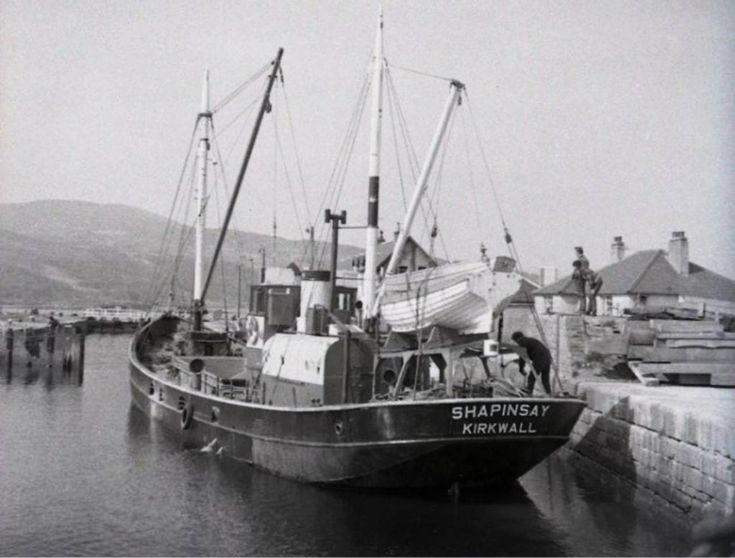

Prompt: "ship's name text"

[451,403,550,420]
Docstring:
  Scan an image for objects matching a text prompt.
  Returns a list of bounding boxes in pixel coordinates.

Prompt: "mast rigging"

[196,48,285,327]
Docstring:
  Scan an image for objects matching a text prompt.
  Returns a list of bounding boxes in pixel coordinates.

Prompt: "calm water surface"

[0,334,690,556]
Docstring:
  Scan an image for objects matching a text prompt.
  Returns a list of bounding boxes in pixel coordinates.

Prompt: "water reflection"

[125,403,569,556]
[1,357,84,387]
[522,452,690,556]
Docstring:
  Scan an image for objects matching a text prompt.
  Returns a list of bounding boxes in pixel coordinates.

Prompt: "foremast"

[362,7,384,323]
[194,70,211,306]
[371,80,465,317]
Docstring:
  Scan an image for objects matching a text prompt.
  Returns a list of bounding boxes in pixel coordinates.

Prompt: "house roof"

[493,278,537,316]
[348,235,437,271]
[374,237,435,268]
[535,250,735,302]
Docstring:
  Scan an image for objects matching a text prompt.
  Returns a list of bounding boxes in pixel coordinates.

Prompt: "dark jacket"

[515,336,552,372]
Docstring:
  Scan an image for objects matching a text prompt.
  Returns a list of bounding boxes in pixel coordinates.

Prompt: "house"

[535,231,735,317]
[350,234,437,275]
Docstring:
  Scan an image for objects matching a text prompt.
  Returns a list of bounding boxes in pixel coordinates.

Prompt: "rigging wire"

[146,62,273,312]
[210,61,271,114]
[386,61,455,83]
[463,91,511,239]
[210,122,246,278]
[423,94,458,262]
[216,95,263,137]
[279,80,312,223]
[277,79,313,268]
[384,63,408,212]
[145,118,200,310]
[311,61,371,232]
[273,97,308,262]
[384,65,434,244]
[384,64,453,251]
[313,72,372,268]
[149,150,200,309]
[223,79,269,165]
[463,88,565,393]
[212,174,230,329]
[458,95,484,236]
[306,53,374,266]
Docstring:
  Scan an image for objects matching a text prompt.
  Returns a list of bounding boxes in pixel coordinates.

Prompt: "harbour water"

[0,334,691,556]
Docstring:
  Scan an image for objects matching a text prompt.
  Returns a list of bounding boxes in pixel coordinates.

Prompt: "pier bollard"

[4,328,14,373]
[77,330,85,385]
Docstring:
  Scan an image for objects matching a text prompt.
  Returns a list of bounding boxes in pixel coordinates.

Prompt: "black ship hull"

[129,327,585,489]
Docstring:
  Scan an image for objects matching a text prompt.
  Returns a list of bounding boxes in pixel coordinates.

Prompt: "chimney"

[393,222,401,241]
[667,231,689,276]
[610,236,626,263]
[540,266,558,287]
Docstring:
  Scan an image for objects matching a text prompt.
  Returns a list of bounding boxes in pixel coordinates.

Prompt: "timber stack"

[625,319,735,387]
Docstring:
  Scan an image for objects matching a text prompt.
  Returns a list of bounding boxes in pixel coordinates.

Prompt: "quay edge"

[565,381,735,523]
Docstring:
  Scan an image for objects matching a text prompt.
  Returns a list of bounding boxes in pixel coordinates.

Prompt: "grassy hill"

[0,200,363,308]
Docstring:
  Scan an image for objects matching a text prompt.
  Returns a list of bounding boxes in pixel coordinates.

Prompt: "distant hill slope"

[0,200,363,308]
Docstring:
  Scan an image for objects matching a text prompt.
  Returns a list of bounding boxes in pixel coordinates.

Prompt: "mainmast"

[371,80,464,316]
[362,7,384,321]
[193,69,211,304]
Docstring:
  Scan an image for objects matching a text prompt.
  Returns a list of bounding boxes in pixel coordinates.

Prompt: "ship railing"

[199,370,248,400]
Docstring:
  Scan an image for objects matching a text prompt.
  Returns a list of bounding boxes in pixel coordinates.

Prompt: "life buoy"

[181,402,194,430]
[246,316,260,346]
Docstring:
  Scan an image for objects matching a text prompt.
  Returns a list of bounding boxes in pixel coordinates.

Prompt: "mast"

[195,48,284,328]
[371,79,464,316]
[193,69,211,304]
[362,6,384,320]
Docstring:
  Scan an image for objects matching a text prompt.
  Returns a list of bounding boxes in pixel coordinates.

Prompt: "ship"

[129,13,585,489]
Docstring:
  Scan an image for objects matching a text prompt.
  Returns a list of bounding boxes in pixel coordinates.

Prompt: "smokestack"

[540,266,558,287]
[667,231,689,276]
[610,236,626,263]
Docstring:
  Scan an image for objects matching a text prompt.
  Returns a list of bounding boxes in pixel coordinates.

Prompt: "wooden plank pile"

[626,319,735,387]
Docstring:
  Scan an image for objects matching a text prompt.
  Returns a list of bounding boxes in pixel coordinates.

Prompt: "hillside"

[0,200,363,308]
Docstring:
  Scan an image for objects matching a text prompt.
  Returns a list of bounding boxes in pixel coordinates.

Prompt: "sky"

[1,0,734,279]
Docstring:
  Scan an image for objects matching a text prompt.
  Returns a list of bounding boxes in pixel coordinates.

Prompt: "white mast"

[362,6,384,319]
[371,80,464,316]
[193,69,211,303]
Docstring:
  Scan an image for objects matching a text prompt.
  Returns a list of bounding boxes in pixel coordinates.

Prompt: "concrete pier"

[1,323,85,381]
[567,382,734,522]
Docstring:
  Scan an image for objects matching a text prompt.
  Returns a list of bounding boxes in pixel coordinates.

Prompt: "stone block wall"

[568,383,735,522]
